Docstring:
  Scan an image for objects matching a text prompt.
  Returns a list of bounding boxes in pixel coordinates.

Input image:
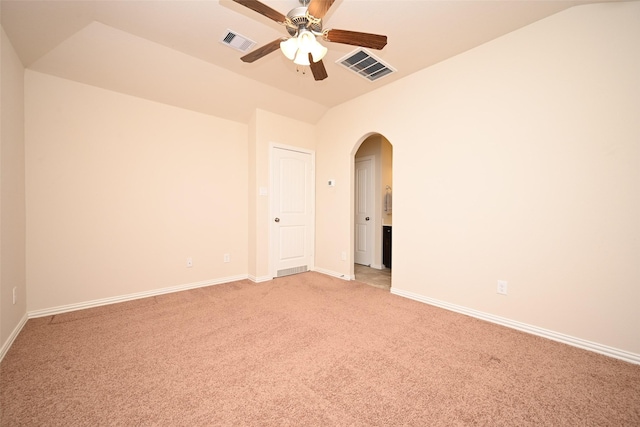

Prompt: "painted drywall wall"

[248,109,315,281]
[315,2,640,354]
[25,71,248,312]
[1,27,27,352]
[248,111,258,281]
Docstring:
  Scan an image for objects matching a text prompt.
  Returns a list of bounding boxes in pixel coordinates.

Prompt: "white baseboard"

[28,274,249,319]
[0,313,28,363]
[248,274,272,283]
[391,288,640,365]
[312,267,353,281]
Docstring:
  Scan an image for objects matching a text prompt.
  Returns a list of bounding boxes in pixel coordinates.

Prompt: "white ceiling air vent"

[337,49,396,82]
[220,29,256,53]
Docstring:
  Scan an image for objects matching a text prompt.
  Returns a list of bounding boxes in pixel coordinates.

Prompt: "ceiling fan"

[232,0,388,81]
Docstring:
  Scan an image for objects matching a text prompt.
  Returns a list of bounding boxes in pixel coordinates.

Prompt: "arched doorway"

[353,133,393,289]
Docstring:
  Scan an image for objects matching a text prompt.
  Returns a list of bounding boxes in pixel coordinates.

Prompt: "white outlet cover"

[497,280,508,295]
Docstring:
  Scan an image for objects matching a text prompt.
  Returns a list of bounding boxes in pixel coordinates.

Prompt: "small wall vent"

[220,29,256,53]
[276,265,308,278]
[337,49,396,82]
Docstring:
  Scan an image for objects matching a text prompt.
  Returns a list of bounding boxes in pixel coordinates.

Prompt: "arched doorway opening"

[352,133,393,289]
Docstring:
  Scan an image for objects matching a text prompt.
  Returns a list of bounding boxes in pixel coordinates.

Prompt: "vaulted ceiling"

[1,0,616,124]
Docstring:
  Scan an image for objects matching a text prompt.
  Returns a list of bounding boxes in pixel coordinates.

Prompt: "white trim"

[0,313,28,363]
[269,143,315,156]
[313,267,353,281]
[28,275,248,319]
[391,288,640,365]
[248,275,272,283]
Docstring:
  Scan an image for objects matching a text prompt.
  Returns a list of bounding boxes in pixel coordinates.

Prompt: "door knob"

[274,218,280,222]
[365,217,370,221]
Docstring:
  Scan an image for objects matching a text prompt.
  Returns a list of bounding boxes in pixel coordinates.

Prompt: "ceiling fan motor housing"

[286,6,323,37]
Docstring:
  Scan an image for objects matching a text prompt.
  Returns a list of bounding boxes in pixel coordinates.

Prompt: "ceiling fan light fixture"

[309,41,327,62]
[293,49,311,66]
[298,30,327,62]
[297,30,315,52]
[280,37,298,60]
[284,29,327,65]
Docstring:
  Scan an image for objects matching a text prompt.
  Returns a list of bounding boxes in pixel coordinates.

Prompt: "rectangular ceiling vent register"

[220,29,256,53]
[337,49,396,82]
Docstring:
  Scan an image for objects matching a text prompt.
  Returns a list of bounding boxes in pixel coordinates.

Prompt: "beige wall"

[315,2,640,354]
[1,27,27,350]
[247,111,258,280]
[25,71,248,312]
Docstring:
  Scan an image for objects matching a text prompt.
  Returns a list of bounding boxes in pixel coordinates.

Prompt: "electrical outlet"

[497,280,508,295]
[13,287,17,305]
[341,251,347,261]
[187,257,193,268]
[223,254,230,263]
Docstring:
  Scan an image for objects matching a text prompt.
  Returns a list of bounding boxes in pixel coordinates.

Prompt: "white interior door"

[354,157,374,266]
[271,147,314,277]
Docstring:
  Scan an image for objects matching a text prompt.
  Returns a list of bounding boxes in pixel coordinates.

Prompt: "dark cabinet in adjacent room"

[383,226,392,269]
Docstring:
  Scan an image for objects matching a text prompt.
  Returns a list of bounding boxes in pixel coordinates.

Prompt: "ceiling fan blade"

[307,0,335,19]
[231,0,286,24]
[308,54,328,81]
[324,29,388,50]
[241,39,284,63]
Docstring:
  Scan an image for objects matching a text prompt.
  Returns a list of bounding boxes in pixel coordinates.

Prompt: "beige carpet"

[1,272,639,426]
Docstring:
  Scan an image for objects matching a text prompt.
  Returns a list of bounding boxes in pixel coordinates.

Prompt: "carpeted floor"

[1,272,639,426]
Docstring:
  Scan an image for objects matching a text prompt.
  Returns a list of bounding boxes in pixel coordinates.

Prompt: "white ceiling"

[1,0,616,124]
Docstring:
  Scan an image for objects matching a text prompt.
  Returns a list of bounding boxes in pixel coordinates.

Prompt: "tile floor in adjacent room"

[354,264,391,290]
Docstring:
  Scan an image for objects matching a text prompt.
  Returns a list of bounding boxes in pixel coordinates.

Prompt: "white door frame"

[269,143,315,278]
